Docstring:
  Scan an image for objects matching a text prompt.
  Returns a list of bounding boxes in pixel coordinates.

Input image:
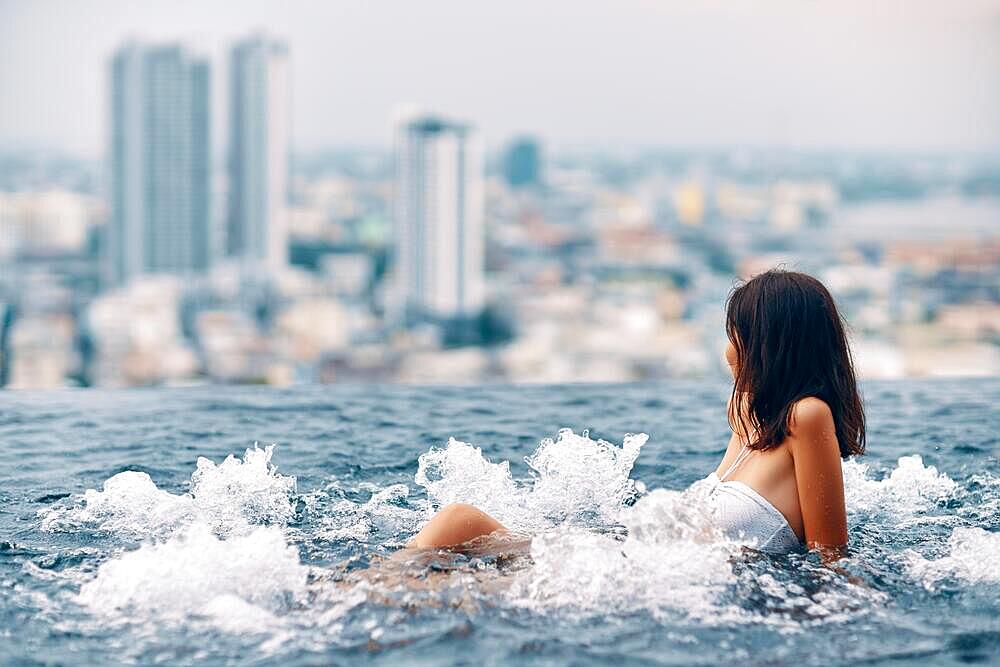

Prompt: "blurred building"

[195,309,273,384]
[673,181,706,226]
[394,114,484,323]
[502,136,542,189]
[0,191,92,257]
[108,43,211,285]
[85,277,199,386]
[5,314,76,389]
[320,253,372,299]
[227,34,290,273]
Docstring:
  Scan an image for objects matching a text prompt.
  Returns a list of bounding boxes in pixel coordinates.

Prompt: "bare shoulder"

[790,397,833,428]
[787,397,837,450]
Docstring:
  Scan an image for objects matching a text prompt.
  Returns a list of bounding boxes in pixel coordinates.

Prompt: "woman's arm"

[787,398,849,560]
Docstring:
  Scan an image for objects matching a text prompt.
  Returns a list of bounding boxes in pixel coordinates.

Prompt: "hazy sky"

[2,0,999,157]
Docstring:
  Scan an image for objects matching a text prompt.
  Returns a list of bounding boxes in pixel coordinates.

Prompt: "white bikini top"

[699,445,803,555]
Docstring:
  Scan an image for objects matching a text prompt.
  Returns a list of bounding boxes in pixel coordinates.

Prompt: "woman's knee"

[410,503,505,548]
[431,503,500,534]
[436,502,482,522]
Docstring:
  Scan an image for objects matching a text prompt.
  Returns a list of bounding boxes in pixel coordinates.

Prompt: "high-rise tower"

[108,43,211,285]
[394,114,484,324]
[227,35,290,273]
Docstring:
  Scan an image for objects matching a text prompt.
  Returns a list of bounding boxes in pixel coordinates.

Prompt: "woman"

[409,270,866,560]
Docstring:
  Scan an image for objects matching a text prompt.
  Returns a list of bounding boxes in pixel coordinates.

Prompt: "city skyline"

[2,1,1000,157]
[0,3,997,389]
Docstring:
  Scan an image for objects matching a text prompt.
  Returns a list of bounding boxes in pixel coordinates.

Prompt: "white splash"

[316,483,425,545]
[511,486,739,619]
[40,470,199,538]
[414,429,647,532]
[842,455,957,516]
[524,429,646,525]
[40,445,295,539]
[77,524,309,629]
[189,445,297,529]
[905,527,1000,588]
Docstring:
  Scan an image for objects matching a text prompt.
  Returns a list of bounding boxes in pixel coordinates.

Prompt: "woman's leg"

[408,503,508,549]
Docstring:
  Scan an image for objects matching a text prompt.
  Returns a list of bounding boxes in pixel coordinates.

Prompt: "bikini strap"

[719,443,754,482]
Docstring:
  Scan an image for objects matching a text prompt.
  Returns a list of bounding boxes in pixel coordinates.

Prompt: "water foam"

[842,455,957,517]
[954,472,1000,525]
[414,429,647,532]
[506,481,880,627]
[41,445,295,539]
[316,483,425,545]
[189,445,297,529]
[510,486,740,619]
[40,470,199,539]
[77,524,308,630]
[39,445,306,636]
[905,527,1000,588]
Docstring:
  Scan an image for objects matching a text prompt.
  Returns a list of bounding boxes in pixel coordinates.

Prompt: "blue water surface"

[1,379,999,666]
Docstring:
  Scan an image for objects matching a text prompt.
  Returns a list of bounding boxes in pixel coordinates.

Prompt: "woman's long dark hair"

[726,269,865,457]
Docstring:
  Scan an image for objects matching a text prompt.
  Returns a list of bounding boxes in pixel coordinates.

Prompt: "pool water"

[2,380,999,666]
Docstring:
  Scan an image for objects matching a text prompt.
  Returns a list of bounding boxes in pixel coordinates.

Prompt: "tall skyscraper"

[108,43,211,285]
[502,136,542,190]
[394,114,484,324]
[227,35,290,273]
